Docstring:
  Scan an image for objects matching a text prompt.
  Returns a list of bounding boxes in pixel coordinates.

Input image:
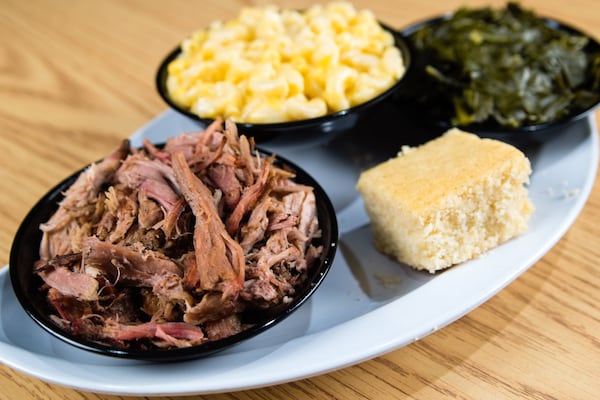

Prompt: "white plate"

[1,111,597,396]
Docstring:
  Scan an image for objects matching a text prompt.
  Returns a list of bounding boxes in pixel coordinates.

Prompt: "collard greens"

[408,2,600,128]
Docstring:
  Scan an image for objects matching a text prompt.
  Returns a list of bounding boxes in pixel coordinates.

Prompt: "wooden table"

[1,0,599,398]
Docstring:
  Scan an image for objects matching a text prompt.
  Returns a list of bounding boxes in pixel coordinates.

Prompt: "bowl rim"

[9,146,338,362]
[155,22,412,140]
[396,10,600,136]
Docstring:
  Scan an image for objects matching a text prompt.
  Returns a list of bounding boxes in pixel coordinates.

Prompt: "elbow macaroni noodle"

[166,2,406,124]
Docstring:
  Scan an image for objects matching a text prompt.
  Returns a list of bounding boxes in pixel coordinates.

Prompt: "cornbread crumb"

[356,129,534,273]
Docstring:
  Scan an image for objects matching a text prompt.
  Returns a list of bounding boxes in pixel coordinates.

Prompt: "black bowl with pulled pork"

[9,119,337,361]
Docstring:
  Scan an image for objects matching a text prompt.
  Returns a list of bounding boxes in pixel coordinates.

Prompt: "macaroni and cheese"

[166,2,406,124]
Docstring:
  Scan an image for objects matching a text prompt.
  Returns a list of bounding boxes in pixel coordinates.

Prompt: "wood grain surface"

[1,0,599,399]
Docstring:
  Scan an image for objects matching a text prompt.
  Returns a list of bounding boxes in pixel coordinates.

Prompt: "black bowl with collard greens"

[396,2,600,141]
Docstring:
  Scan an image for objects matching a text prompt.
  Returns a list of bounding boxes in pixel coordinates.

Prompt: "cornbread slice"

[356,128,534,273]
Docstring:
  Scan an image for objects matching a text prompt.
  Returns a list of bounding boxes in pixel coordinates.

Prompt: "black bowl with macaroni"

[156,4,411,143]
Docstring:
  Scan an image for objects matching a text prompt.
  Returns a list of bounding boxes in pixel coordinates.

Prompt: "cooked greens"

[406,2,600,128]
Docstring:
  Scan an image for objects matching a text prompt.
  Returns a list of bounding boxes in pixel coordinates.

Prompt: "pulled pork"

[34,118,323,350]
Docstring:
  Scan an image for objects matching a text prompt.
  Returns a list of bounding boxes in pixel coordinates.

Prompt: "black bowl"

[156,23,411,143]
[395,8,600,143]
[9,148,338,362]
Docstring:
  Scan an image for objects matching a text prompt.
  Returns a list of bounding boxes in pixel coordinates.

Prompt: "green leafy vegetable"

[407,2,600,128]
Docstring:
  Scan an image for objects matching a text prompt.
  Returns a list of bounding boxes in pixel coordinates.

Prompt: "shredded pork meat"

[34,118,323,350]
